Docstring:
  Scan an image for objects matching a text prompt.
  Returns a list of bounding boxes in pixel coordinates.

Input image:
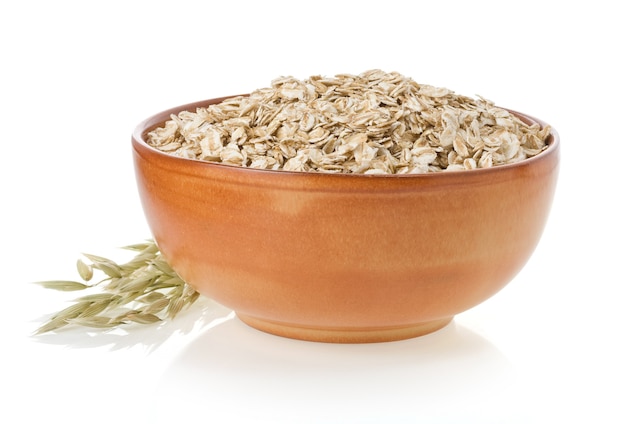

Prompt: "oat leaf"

[79,301,110,318]
[166,297,185,319]
[142,298,170,315]
[124,313,162,324]
[138,291,166,303]
[52,301,92,320]
[68,316,118,329]
[81,253,123,278]
[76,259,93,281]
[35,280,90,291]
[35,317,69,335]
[122,241,159,253]
[74,293,119,303]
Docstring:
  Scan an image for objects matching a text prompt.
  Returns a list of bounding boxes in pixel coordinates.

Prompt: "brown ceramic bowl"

[132,96,560,343]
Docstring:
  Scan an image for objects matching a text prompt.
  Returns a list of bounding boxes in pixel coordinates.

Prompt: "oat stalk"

[34,240,199,334]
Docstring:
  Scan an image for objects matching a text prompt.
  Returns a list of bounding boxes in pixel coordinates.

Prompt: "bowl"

[132,95,560,343]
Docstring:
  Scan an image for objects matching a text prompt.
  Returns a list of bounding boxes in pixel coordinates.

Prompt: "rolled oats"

[147,70,551,174]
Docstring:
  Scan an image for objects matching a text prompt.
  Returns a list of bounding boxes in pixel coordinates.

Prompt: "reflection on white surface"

[156,315,519,423]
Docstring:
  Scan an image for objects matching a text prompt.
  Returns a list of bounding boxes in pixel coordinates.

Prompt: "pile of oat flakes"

[147,70,550,174]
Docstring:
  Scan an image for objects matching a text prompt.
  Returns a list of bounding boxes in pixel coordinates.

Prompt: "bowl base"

[237,314,453,343]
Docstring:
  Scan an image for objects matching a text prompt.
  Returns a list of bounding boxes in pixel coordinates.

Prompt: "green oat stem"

[34,240,199,334]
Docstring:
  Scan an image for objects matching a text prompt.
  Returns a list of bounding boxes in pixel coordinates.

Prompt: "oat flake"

[147,70,550,174]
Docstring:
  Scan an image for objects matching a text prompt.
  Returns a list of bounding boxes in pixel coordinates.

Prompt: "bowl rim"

[132,95,560,181]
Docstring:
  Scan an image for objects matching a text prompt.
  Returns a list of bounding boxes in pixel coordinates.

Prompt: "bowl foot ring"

[236,314,453,343]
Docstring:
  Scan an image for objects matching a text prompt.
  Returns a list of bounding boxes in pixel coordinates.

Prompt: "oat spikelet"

[34,240,198,334]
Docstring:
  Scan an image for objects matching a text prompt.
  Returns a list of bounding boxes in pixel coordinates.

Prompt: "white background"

[1,1,624,423]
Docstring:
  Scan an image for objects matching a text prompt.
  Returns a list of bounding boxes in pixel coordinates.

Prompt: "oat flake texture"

[147,70,550,174]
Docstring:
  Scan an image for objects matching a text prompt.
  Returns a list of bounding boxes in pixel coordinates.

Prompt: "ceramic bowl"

[132,96,560,343]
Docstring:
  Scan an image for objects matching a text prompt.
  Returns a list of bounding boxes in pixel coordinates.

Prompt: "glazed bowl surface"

[132,96,560,343]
